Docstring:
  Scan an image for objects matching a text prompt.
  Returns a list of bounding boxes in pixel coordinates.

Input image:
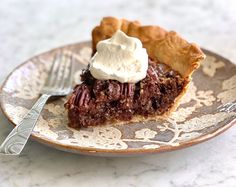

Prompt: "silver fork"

[0,51,74,155]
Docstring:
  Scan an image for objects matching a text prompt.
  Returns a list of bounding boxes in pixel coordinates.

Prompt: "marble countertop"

[0,0,235,186]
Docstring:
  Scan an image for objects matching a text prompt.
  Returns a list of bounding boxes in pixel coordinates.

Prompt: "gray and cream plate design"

[0,42,235,156]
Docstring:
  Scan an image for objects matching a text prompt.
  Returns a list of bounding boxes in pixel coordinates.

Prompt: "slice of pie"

[65,17,205,129]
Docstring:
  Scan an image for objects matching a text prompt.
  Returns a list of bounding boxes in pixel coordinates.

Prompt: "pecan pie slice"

[65,17,205,128]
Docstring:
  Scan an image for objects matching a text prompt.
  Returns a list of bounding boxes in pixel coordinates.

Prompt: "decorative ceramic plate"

[0,42,235,156]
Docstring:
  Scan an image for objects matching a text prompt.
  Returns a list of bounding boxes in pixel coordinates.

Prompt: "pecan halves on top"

[74,85,91,107]
[107,81,121,100]
[120,83,135,98]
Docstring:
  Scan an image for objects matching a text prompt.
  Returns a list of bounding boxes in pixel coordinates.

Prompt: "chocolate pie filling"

[65,59,187,128]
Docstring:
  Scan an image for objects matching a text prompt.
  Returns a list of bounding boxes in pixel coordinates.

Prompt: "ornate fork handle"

[0,94,51,155]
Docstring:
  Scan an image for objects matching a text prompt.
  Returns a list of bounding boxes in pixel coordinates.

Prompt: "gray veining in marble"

[0,0,235,187]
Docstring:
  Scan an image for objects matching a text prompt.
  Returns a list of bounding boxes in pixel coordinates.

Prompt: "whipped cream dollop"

[89,30,148,83]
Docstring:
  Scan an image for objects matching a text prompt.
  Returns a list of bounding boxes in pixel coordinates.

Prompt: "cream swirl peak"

[89,30,148,83]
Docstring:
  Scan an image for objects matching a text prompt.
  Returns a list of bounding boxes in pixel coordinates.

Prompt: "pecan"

[120,83,135,97]
[147,66,158,81]
[107,81,121,100]
[92,80,107,101]
[74,87,82,105]
[74,85,90,107]
[128,83,135,97]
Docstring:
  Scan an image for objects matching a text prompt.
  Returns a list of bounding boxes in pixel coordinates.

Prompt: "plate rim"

[0,41,235,156]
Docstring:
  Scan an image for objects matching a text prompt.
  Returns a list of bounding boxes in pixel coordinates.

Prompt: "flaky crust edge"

[92,17,206,79]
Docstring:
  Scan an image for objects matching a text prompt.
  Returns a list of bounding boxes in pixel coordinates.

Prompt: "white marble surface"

[0,0,236,186]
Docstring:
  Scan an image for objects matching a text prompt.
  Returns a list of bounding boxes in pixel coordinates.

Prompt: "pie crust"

[92,17,205,79]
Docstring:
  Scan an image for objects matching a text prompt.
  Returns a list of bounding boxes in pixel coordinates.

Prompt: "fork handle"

[0,94,51,155]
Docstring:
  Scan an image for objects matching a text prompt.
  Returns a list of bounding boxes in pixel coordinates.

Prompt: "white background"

[0,0,235,186]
